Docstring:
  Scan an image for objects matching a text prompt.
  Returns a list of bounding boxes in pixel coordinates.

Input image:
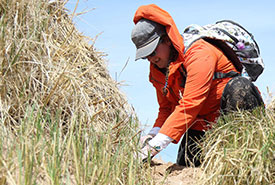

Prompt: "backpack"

[182,20,264,82]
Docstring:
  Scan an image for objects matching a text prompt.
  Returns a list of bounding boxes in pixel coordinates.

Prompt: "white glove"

[140,134,154,148]
[140,143,161,163]
[138,127,172,162]
[139,127,160,148]
[141,133,173,162]
[148,127,161,136]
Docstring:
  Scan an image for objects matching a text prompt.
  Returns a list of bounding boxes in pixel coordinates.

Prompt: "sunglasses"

[142,50,156,60]
[148,50,157,57]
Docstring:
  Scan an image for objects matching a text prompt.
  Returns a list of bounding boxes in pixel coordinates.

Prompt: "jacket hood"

[133,4,185,62]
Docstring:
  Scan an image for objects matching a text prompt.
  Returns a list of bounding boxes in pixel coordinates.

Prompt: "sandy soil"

[150,159,202,185]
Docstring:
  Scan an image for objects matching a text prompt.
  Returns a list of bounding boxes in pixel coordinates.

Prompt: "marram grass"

[0,0,132,131]
[0,104,152,184]
[200,107,275,185]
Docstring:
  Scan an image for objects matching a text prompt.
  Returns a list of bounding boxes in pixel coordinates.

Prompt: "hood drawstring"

[162,67,169,96]
[163,82,168,96]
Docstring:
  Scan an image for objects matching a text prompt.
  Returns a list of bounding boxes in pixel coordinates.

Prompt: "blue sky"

[66,0,275,162]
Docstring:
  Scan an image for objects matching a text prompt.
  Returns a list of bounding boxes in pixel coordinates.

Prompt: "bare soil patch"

[151,159,202,185]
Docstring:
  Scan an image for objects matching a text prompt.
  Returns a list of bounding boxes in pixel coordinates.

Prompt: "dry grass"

[199,107,275,185]
[0,105,153,184]
[267,97,275,112]
[0,0,153,184]
[0,0,132,131]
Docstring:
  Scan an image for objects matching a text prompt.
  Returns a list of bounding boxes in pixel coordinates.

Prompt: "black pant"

[176,129,205,167]
[176,76,264,166]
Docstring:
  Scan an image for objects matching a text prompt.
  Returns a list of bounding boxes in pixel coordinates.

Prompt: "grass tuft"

[0,104,152,184]
[200,107,275,185]
[0,0,132,131]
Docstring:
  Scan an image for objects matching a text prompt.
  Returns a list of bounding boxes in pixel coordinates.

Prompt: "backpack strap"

[203,38,243,73]
[214,28,239,44]
[213,71,240,80]
[179,64,187,87]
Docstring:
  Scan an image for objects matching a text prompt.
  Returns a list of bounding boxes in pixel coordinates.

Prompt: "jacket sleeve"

[153,87,172,128]
[159,41,218,143]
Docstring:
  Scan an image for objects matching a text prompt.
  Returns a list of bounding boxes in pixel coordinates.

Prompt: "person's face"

[145,38,171,69]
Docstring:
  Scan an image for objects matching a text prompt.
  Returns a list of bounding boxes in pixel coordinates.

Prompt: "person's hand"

[140,134,154,148]
[138,132,172,163]
[139,134,163,163]
[138,134,160,162]
[140,143,161,163]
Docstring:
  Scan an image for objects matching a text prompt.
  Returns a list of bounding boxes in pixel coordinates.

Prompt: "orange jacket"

[133,4,238,143]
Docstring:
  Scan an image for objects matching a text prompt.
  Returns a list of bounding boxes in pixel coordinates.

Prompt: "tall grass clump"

[0,104,153,184]
[0,0,131,130]
[0,0,151,184]
[200,107,275,185]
